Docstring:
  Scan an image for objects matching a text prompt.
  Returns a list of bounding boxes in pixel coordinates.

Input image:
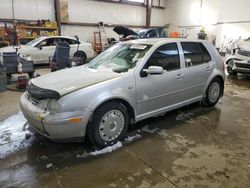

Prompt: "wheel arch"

[74,50,86,58]
[88,97,135,128]
[225,57,239,64]
[203,74,225,98]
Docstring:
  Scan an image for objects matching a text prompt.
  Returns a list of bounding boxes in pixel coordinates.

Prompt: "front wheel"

[87,102,129,148]
[202,78,223,107]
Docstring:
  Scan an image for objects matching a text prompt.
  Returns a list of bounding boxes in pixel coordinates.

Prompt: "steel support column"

[146,0,152,28]
[54,0,61,35]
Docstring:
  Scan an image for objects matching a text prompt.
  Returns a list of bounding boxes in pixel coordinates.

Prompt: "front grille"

[238,50,250,57]
[26,92,39,106]
[235,62,250,69]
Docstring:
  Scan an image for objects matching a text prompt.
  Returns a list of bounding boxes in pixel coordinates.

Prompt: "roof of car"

[38,36,77,40]
[127,38,207,45]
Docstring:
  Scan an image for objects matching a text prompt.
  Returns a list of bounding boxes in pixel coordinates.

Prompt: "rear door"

[180,42,212,99]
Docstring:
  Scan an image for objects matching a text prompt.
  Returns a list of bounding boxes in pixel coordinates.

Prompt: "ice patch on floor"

[90,141,122,156]
[124,133,142,143]
[0,112,33,158]
[176,112,194,121]
[141,125,159,134]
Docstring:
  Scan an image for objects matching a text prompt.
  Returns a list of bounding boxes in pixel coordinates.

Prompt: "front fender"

[224,54,237,64]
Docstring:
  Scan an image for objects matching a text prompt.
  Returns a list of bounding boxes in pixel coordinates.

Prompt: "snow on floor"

[0,112,33,158]
[124,133,142,143]
[141,125,159,134]
[90,141,122,156]
[176,112,194,121]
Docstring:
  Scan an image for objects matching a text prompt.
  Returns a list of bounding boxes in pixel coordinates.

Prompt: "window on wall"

[99,0,164,8]
[126,0,144,3]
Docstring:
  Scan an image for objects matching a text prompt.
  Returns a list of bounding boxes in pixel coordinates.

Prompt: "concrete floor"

[0,69,250,188]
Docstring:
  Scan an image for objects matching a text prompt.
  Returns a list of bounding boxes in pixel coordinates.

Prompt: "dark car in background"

[113,26,167,41]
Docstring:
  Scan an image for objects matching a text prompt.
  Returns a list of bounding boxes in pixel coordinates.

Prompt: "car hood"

[113,26,139,37]
[31,66,121,96]
[238,41,250,51]
[0,45,32,53]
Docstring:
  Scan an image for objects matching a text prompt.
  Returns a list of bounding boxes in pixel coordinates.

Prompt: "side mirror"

[143,66,164,75]
[36,44,43,50]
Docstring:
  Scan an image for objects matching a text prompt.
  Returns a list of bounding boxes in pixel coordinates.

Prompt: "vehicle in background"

[113,26,167,41]
[0,36,94,65]
[225,37,250,75]
[20,39,225,148]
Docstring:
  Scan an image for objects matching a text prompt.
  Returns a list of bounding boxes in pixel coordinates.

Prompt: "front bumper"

[20,93,92,141]
[229,59,250,74]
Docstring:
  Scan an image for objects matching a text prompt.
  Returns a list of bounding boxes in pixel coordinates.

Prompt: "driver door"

[34,38,57,64]
[135,42,186,119]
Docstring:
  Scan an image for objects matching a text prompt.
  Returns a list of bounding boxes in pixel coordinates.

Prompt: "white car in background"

[0,36,94,64]
[225,37,250,75]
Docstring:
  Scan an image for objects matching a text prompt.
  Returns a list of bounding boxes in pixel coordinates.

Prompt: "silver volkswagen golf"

[20,39,225,148]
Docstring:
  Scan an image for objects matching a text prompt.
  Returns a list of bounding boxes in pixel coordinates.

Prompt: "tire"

[87,102,129,148]
[202,78,222,107]
[74,51,87,65]
[227,66,237,75]
[28,72,34,79]
[6,74,11,85]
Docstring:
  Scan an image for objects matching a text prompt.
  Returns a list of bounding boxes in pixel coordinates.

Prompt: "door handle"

[206,66,212,71]
[176,73,184,79]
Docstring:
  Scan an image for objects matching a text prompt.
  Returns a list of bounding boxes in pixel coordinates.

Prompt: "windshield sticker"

[130,45,147,50]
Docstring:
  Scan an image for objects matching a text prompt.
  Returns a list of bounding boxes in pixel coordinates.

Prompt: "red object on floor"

[17,76,28,90]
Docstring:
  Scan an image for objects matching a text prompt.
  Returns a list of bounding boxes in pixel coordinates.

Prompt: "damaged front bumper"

[229,59,250,74]
[20,93,92,141]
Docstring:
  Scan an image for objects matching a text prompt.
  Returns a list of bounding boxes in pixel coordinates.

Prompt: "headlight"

[47,99,60,113]
[39,99,60,113]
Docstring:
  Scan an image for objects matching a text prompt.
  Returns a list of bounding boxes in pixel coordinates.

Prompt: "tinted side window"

[181,42,203,67]
[199,43,211,62]
[64,38,77,45]
[147,43,180,71]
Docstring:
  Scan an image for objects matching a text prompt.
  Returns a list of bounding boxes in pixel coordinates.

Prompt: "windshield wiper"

[112,67,129,73]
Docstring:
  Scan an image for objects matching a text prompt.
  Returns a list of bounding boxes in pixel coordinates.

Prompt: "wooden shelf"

[19,37,36,39]
[16,26,57,30]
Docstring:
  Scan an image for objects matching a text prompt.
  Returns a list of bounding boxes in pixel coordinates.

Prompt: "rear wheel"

[202,78,222,107]
[73,51,86,65]
[87,102,129,148]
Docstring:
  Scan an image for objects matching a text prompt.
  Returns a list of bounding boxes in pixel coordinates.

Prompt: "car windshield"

[88,43,151,73]
[25,38,42,46]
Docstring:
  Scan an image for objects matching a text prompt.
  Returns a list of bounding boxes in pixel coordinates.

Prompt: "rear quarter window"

[199,43,211,63]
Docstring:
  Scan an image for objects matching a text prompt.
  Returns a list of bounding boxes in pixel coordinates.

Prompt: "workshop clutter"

[0,51,35,91]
